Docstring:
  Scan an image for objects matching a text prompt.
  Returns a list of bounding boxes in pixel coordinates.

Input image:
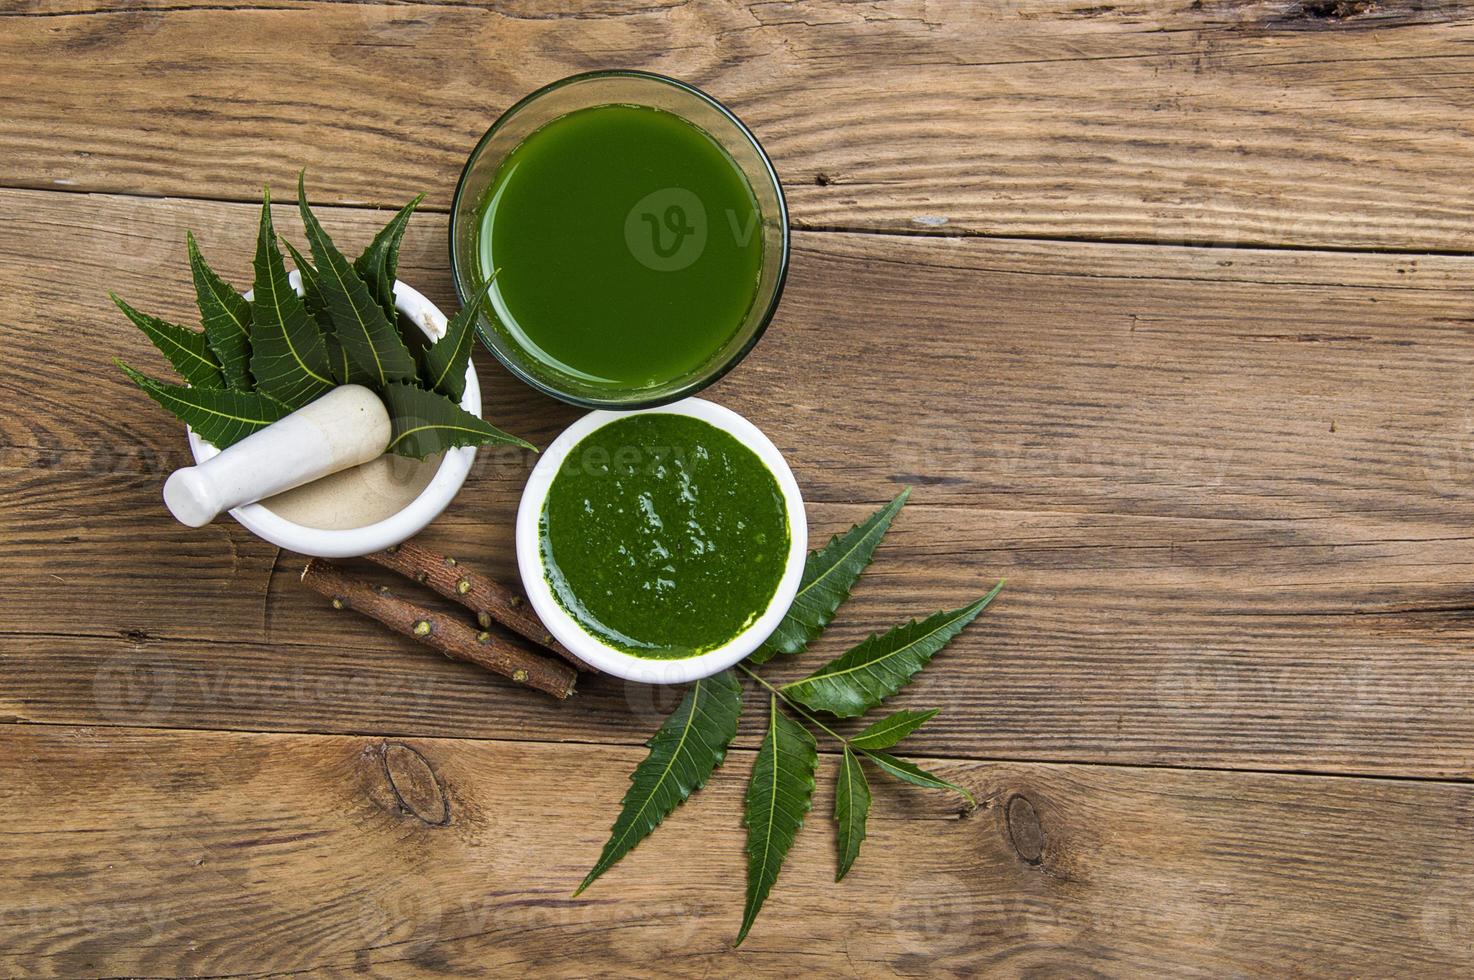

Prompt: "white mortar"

[186,278,481,557]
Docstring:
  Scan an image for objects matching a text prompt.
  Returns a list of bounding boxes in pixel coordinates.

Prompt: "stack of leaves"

[114,174,530,459]
[575,488,1003,945]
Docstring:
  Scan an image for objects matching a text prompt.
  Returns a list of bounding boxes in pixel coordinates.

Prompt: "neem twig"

[365,540,596,674]
[300,558,577,700]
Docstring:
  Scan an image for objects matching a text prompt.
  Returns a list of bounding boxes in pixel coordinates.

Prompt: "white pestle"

[163,384,392,528]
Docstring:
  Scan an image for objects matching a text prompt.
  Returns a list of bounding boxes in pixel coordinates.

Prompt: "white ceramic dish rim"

[516,397,807,684]
[186,277,480,558]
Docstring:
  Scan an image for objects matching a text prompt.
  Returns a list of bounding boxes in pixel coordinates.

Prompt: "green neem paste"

[539,412,789,659]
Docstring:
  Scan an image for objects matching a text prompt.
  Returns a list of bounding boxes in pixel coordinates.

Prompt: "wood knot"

[477,611,492,629]
[412,619,432,637]
[379,742,450,826]
[1299,0,1372,18]
[1005,794,1045,865]
[456,578,472,595]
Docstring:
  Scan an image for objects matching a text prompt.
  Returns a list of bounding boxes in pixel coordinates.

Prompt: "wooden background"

[4,0,1474,975]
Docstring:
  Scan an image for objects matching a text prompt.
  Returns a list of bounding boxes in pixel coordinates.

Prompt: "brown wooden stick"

[300,559,577,700]
[365,541,597,674]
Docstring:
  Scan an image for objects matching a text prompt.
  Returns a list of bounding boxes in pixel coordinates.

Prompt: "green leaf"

[782,583,1003,718]
[848,708,940,751]
[298,173,417,388]
[738,695,817,946]
[248,187,333,409]
[421,276,492,403]
[284,237,370,386]
[116,360,289,450]
[833,746,870,882]
[749,488,910,664]
[186,231,252,389]
[381,382,535,459]
[280,238,324,320]
[354,194,422,323]
[110,293,224,390]
[859,749,975,807]
[576,670,743,896]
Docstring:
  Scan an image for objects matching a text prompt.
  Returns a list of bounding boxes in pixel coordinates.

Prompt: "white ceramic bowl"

[516,398,807,684]
[186,278,479,558]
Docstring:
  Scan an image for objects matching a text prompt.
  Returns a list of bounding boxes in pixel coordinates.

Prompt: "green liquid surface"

[475,104,764,395]
[540,413,790,659]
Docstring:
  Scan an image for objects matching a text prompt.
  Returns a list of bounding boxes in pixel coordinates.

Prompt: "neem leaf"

[847,708,940,751]
[355,194,422,323]
[248,187,333,409]
[284,237,370,386]
[380,382,534,459]
[859,749,975,807]
[186,231,252,389]
[749,488,910,664]
[833,746,870,882]
[781,583,1003,718]
[421,276,492,403]
[116,360,289,450]
[576,670,743,896]
[110,293,224,390]
[298,173,417,388]
[737,696,817,946]
[280,238,325,322]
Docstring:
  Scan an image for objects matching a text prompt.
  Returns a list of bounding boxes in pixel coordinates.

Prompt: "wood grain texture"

[3,723,1473,977]
[4,190,1474,776]
[4,1,1474,248]
[4,1,1474,964]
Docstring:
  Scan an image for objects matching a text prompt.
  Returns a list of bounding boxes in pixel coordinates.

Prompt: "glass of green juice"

[449,71,789,408]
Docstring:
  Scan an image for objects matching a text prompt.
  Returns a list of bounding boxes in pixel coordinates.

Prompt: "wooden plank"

[2,723,1472,977]
[3,1,1474,249]
[11,188,1474,514]
[7,491,1474,777]
[15,489,1474,774]
[5,188,1474,775]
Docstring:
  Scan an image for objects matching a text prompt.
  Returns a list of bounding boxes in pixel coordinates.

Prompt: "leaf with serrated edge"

[847,708,940,750]
[381,382,534,459]
[247,187,333,409]
[749,488,910,664]
[116,361,289,450]
[576,670,742,896]
[284,237,370,386]
[298,173,417,388]
[782,582,1003,718]
[354,194,422,322]
[280,238,324,322]
[834,746,870,882]
[737,695,817,946]
[422,276,493,402]
[110,294,224,390]
[859,749,975,806]
[186,231,252,388]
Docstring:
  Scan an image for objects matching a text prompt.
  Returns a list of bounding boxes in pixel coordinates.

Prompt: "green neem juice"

[473,104,764,395]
